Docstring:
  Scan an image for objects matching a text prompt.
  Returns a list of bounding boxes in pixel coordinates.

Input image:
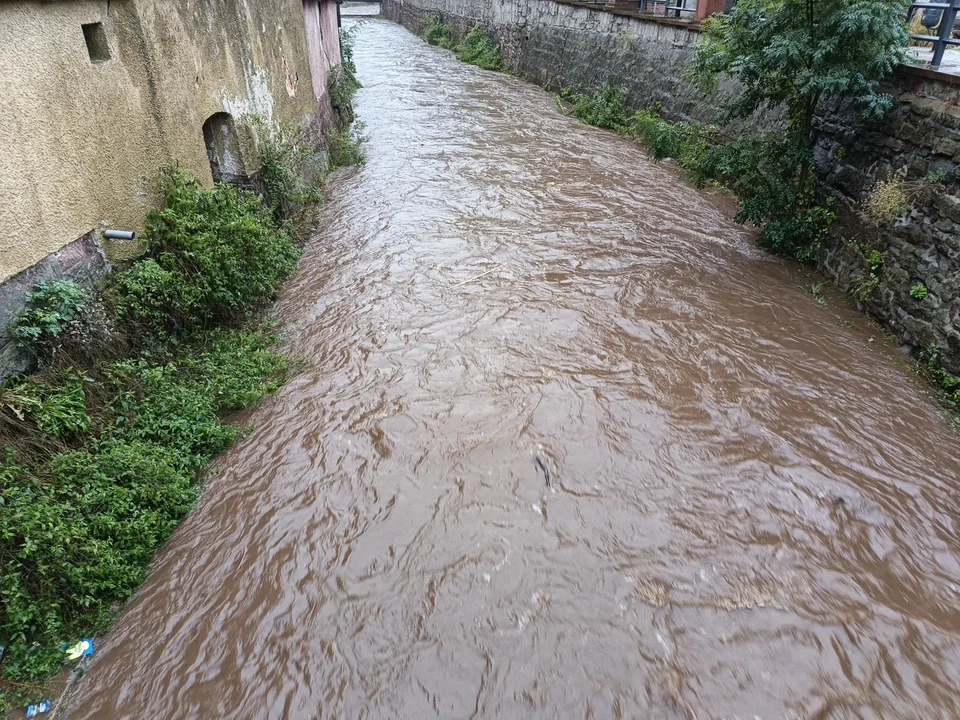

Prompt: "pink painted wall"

[302,0,343,104]
[302,0,328,102]
[319,0,342,66]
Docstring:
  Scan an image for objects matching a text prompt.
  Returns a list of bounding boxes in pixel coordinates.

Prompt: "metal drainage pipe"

[103,229,136,240]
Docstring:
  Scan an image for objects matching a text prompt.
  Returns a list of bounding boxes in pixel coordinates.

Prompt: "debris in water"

[534,455,551,487]
[65,638,94,661]
[26,700,50,717]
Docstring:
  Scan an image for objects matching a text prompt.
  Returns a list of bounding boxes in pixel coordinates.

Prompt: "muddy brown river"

[67,19,960,720]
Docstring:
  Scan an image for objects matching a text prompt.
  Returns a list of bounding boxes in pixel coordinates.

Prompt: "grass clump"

[456,24,503,71]
[561,82,631,131]
[0,163,304,709]
[862,177,909,223]
[423,11,455,49]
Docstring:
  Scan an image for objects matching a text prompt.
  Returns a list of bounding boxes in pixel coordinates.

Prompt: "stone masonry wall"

[386,0,770,134]
[0,233,110,380]
[384,0,960,372]
[816,80,960,373]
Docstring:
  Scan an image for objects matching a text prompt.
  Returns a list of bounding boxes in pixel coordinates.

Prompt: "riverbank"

[53,19,960,718]
[385,0,960,385]
[0,97,365,715]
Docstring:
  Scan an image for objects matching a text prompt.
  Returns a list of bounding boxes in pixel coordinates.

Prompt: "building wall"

[0,0,342,378]
[384,0,960,372]
[0,0,341,283]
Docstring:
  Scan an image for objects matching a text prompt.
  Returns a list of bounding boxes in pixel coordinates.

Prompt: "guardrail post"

[933,0,960,66]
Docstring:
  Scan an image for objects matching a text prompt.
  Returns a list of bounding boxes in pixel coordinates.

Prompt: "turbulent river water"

[66,18,960,720]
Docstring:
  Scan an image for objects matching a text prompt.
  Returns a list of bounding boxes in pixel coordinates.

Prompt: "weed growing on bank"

[456,24,503,71]
[560,82,630,131]
[330,27,362,121]
[248,116,325,228]
[423,13,505,72]
[423,11,455,49]
[327,123,367,170]
[919,346,960,421]
[0,167,306,710]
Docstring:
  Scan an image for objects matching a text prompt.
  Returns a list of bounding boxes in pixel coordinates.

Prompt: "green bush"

[456,24,503,70]
[910,283,929,300]
[110,169,300,340]
[563,82,631,131]
[3,371,91,440]
[0,327,287,707]
[326,124,367,170]
[423,11,455,49]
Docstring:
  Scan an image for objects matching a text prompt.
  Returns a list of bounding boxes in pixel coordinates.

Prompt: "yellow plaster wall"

[0,0,329,281]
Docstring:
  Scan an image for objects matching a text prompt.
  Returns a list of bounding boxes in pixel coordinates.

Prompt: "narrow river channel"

[67,18,960,720]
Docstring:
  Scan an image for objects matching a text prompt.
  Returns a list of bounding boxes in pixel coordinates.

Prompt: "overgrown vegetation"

[559,0,909,262]
[326,123,367,170]
[2,26,372,701]
[688,0,909,257]
[0,152,325,707]
[422,13,505,71]
[330,28,362,117]
[456,24,503,71]
[423,10,455,49]
[107,170,300,345]
[248,116,325,228]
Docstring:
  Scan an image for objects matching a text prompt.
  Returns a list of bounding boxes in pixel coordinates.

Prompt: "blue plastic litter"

[25,700,50,717]
[65,638,94,661]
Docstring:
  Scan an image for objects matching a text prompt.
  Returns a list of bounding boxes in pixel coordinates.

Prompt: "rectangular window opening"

[82,22,111,63]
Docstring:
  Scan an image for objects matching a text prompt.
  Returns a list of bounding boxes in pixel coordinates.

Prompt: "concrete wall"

[384,0,960,371]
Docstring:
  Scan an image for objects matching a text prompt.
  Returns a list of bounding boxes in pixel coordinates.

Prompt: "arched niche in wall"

[202,112,245,183]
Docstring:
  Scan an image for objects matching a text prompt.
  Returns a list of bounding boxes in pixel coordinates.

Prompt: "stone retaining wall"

[0,232,109,380]
[384,0,960,372]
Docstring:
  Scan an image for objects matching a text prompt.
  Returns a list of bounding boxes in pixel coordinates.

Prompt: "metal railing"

[908,0,960,68]
[637,0,696,17]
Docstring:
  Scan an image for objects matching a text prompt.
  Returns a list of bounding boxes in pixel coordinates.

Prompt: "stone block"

[935,193,960,224]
